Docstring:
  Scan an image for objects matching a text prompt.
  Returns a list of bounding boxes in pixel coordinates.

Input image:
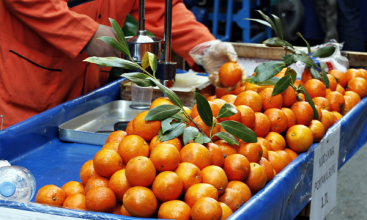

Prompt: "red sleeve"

[130,0,216,67]
[3,0,99,58]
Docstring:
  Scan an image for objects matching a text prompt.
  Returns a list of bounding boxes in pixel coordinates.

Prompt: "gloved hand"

[189,40,247,89]
[85,24,121,59]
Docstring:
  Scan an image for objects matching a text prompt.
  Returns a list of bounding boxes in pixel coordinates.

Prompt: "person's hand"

[84,24,121,58]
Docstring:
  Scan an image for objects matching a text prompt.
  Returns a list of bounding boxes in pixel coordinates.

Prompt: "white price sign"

[310,124,340,220]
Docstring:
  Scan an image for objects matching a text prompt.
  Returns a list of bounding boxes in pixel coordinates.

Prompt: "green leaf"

[161,117,174,133]
[252,61,286,83]
[84,57,140,69]
[272,75,291,95]
[296,32,311,54]
[272,14,283,39]
[160,122,186,142]
[282,54,297,66]
[217,103,238,118]
[299,85,319,120]
[311,46,336,58]
[98,36,130,56]
[255,77,280,86]
[320,62,330,88]
[141,52,150,70]
[219,121,257,143]
[214,132,239,146]
[245,18,271,28]
[183,127,199,145]
[171,112,189,124]
[108,18,130,57]
[141,52,158,73]
[310,67,322,80]
[256,10,278,36]
[145,104,181,121]
[263,37,293,48]
[157,128,163,139]
[151,78,183,108]
[194,92,213,127]
[194,133,211,144]
[296,55,318,68]
[285,68,297,83]
[122,72,155,87]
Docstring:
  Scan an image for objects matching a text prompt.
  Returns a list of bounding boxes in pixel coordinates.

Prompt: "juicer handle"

[139,0,145,31]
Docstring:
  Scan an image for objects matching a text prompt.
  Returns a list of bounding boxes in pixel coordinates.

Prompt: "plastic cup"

[130,83,153,111]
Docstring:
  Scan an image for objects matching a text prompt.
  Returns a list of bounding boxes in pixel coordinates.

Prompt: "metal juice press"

[124,0,177,88]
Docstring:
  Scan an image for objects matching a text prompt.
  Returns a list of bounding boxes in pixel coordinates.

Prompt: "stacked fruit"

[34,67,365,220]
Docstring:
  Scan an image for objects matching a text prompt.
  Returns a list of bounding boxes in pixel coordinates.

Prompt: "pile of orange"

[34,66,365,220]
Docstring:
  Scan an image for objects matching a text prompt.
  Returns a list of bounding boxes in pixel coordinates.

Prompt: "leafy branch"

[84,18,257,145]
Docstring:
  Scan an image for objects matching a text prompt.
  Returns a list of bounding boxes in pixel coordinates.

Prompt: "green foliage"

[217,103,238,118]
[144,104,181,121]
[272,75,292,95]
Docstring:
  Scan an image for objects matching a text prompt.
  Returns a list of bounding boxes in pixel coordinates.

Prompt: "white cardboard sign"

[310,124,340,220]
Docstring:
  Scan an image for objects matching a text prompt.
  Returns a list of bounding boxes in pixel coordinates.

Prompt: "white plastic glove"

[189,40,247,89]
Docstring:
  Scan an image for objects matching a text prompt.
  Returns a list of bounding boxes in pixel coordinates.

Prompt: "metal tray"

[58,100,143,146]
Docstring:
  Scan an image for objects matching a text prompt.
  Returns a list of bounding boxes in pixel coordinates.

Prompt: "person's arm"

[130,0,216,67]
[3,0,99,58]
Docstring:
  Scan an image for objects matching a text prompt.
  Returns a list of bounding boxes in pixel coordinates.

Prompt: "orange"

[190,116,221,141]
[325,74,337,91]
[219,202,234,220]
[183,106,192,118]
[214,140,237,157]
[329,69,348,87]
[85,186,116,213]
[158,200,192,220]
[259,88,283,111]
[217,104,242,123]
[252,112,271,137]
[264,108,288,133]
[236,105,256,129]
[344,95,356,109]
[212,98,227,109]
[93,149,124,178]
[347,77,367,98]
[244,82,270,93]
[308,120,325,143]
[314,105,323,121]
[281,86,297,107]
[63,193,87,211]
[218,188,244,212]
[261,145,269,159]
[301,69,313,83]
[120,204,133,216]
[259,157,274,183]
[345,68,363,82]
[123,186,158,217]
[152,171,183,202]
[341,102,352,116]
[237,142,263,163]
[233,82,247,95]
[150,143,180,172]
[105,130,127,144]
[275,150,292,166]
[257,137,272,151]
[125,156,156,187]
[244,163,267,193]
[62,181,85,198]
[325,88,331,96]
[275,68,287,77]
[215,87,230,98]
[207,143,225,167]
[304,79,326,98]
[234,91,263,112]
[131,111,161,141]
[126,120,134,135]
[202,165,228,195]
[185,183,218,208]
[102,141,119,152]
[294,79,304,87]
[321,109,334,131]
[358,69,367,80]
[112,203,122,215]
[84,176,109,194]
[219,62,242,87]
[108,169,131,201]
[284,148,298,161]
[297,93,306,101]
[286,125,313,153]
[36,185,66,207]
[291,101,314,126]
[226,181,252,204]
[207,95,217,101]
[223,154,250,181]
[344,91,361,104]
[267,151,286,174]
[221,94,237,104]
[312,97,331,111]
[336,84,345,95]
[331,111,343,123]
[175,162,203,192]
[180,143,211,170]
[118,135,149,164]
[325,91,345,112]
[281,107,297,130]
[149,135,182,153]
[150,97,174,109]
[264,132,286,151]
[191,197,222,220]
[80,160,100,185]
[191,101,220,119]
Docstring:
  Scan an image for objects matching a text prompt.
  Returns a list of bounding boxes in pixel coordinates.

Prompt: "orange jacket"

[0,0,215,128]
